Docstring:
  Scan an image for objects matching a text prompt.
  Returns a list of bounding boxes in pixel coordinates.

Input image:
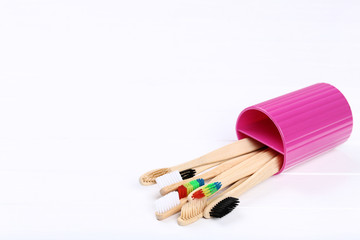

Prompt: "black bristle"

[210,197,239,218]
[179,169,196,180]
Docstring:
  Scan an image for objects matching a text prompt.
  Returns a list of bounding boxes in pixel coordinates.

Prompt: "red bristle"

[178,185,187,199]
[192,189,205,199]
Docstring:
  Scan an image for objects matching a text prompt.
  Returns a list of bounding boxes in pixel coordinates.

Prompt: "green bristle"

[203,182,221,197]
[190,180,199,189]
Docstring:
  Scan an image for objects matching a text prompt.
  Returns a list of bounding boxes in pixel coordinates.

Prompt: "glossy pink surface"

[236,83,353,174]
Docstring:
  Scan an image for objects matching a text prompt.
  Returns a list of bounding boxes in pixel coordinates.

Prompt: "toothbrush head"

[192,182,222,199]
[209,197,239,218]
[140,168,171,185]
[177,198,207,226]
[155,191,180,214]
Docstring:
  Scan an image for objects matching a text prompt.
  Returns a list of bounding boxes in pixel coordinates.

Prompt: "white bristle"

[155,170,183,188]
[155,191,180,214]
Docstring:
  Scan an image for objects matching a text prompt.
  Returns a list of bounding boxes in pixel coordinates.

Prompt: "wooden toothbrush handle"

[219,175,250,194]
[160,151,258,195]
[210,148,277,188]
[226,155,283,197]
[170,138,264,171]
[193,162,221,173]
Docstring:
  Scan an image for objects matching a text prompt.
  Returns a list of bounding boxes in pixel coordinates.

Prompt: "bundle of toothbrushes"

[139,83,353,226]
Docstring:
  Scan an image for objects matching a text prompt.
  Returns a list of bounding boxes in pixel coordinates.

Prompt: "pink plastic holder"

[236,83,353,174]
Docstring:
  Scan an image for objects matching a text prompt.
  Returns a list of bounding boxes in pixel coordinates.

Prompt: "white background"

[0,1,360,239]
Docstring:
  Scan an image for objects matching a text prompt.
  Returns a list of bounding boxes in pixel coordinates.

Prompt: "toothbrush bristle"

[177,178,205,199]
[196,178,204,186]
[192,189,205,199]
[179,169,196,180]
[155,170,183,189]
[192,182,222,199]
[178,185,187,199]
[209,197,239,218]
[155,191,180,214]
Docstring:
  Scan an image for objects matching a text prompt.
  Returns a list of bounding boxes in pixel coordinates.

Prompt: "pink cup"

[236,83,353,174]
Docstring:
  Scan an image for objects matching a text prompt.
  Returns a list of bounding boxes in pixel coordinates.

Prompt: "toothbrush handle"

[227,154,282,197]
[211,148,278,188]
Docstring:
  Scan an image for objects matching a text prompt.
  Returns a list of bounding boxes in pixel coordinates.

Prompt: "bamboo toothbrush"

[159,150,259,195]
[204,154,283,218]
[139,138,264,185]
[154,151,259,220]
[177,176,250,226]
[187,148,277,201]
[155,162,220,189]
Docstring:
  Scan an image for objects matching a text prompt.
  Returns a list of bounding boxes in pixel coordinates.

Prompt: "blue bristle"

[215,182,222,189]
[196,178,205,186]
